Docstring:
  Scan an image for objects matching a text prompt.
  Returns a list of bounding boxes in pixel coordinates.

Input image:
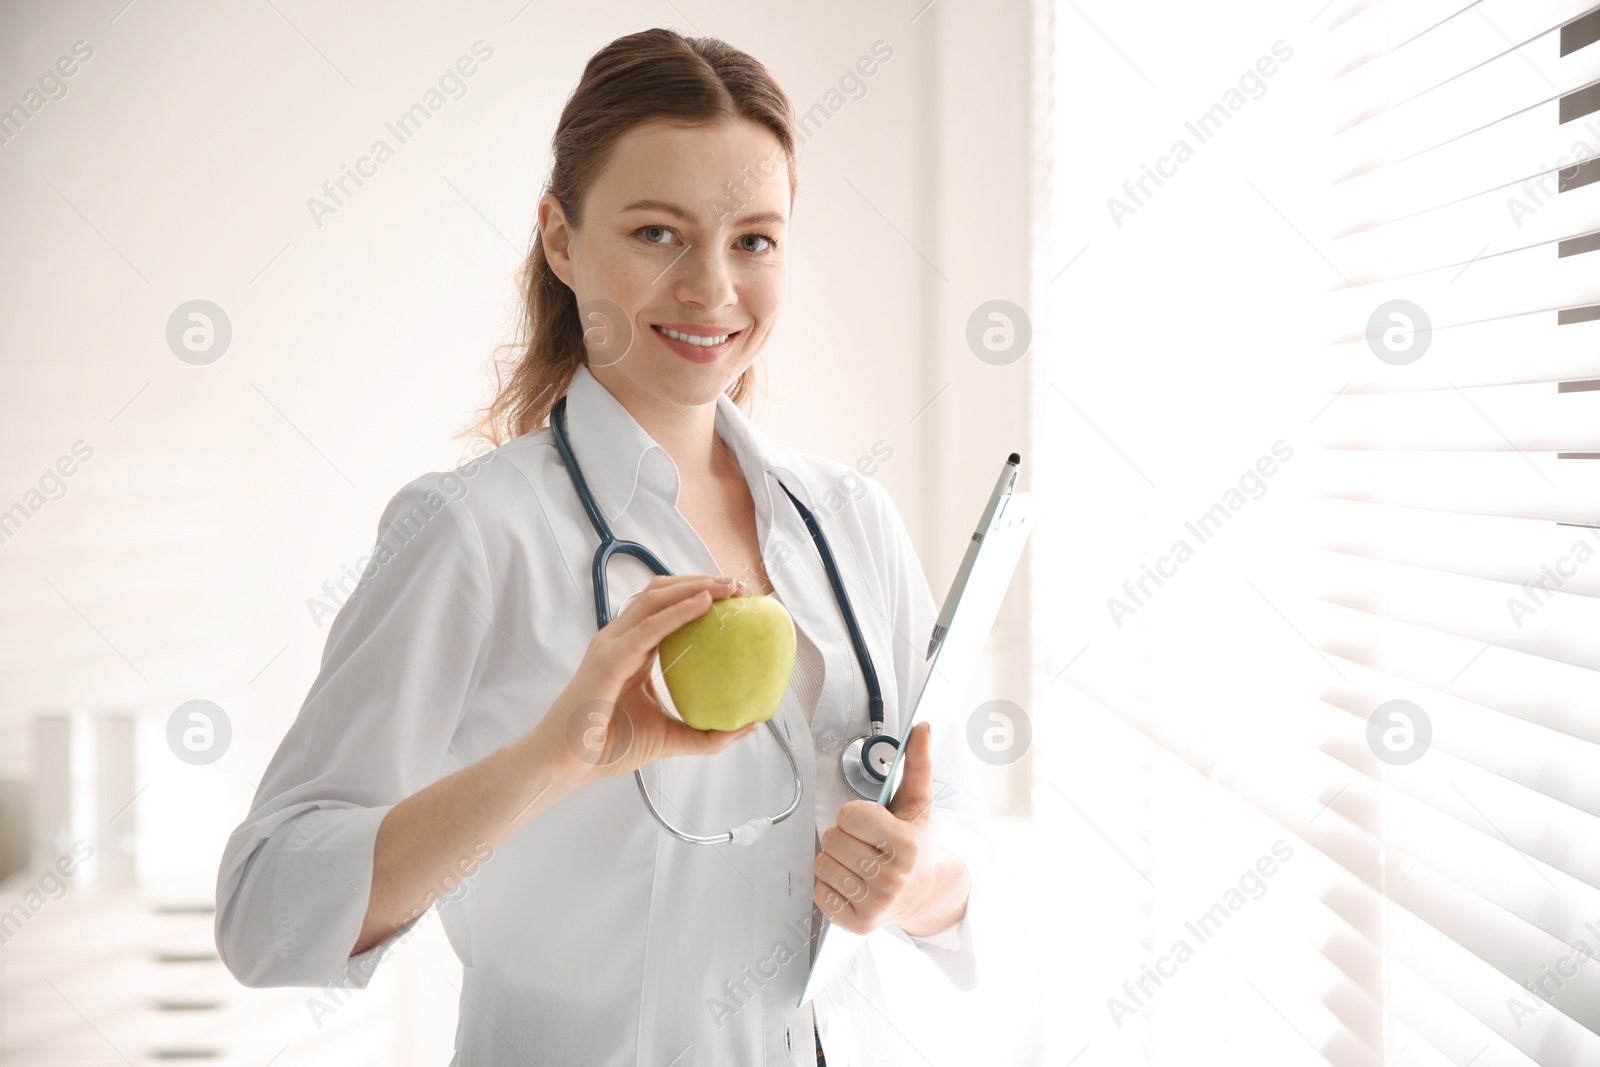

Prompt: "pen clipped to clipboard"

[799,452,1036,1007]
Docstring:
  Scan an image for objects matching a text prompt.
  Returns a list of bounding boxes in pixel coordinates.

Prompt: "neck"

[587,366,738,485]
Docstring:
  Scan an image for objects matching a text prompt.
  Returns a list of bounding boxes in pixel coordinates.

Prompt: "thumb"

[886,722,935,825]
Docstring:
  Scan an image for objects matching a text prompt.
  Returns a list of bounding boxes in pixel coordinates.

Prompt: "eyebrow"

[620,199,786,228]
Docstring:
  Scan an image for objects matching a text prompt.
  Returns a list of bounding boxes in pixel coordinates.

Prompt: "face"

[540,117,791,409]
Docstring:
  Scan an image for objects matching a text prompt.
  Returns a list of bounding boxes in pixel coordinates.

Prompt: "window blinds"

[1045,2,1600,1063]
[1298,2,1600,1063]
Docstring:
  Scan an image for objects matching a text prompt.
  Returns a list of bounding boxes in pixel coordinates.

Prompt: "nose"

[671,242,738,312]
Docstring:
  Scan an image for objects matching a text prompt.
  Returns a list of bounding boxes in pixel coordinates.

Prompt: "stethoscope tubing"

[551,395,806,845]
[777,482,885,735]
[550,392,900,846]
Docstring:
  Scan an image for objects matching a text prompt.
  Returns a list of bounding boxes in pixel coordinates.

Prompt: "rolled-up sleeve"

[864,479,995,992]
[215,473,495,989]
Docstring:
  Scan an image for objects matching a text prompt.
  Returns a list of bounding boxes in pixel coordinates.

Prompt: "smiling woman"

[216,26,990,1067]
[544,118,789,379]
[465,30,799,444]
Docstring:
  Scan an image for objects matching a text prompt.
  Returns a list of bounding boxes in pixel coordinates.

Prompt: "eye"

[737,232,778,255]
[636,225,677,245]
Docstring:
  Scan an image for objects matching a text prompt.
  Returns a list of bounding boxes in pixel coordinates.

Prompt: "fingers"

[624,578,736,647]
[588,578,725,682]
[885,722,935,825]
[614,574,738,626]
[636,573,740,601]
[644,573,737,589]
[642,585,716,639]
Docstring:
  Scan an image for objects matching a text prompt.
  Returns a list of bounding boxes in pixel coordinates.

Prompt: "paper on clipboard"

[799,488,1037,1007]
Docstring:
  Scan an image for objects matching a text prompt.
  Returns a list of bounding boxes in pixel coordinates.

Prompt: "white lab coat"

[214,362,994,1066]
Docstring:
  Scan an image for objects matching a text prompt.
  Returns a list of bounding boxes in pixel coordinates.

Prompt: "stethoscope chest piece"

[841,733,901,801]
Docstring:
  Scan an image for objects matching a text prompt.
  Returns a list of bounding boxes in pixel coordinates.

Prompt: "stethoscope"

[550,394,902,847]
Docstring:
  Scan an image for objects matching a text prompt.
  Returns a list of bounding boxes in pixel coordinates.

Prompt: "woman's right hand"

[532,573,760,782]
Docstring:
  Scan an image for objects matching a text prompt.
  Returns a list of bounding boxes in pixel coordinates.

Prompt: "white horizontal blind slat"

[1318,315,1600,390]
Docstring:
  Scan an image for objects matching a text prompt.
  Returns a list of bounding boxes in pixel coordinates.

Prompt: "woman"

[216,27,991,1066]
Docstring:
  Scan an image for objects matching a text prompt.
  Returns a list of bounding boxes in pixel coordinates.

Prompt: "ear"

[539,192,576,290]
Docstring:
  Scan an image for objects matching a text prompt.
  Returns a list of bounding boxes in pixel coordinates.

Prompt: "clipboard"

[798,476,1037,1007]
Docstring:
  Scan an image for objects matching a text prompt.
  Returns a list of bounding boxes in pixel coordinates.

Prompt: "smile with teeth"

[652,325,736,346]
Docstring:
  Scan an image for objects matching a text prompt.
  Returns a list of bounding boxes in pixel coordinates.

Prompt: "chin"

[647,358,750,403]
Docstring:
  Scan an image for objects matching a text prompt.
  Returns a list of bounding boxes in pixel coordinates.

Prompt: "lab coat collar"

[560,361,813,526]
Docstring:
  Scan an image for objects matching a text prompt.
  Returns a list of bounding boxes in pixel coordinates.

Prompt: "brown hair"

[459,28,798,448]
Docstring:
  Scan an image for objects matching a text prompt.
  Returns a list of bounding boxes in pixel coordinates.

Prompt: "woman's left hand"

[812,721,965,937]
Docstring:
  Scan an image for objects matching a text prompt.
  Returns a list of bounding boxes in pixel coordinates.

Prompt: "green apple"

[658,593,796,732]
